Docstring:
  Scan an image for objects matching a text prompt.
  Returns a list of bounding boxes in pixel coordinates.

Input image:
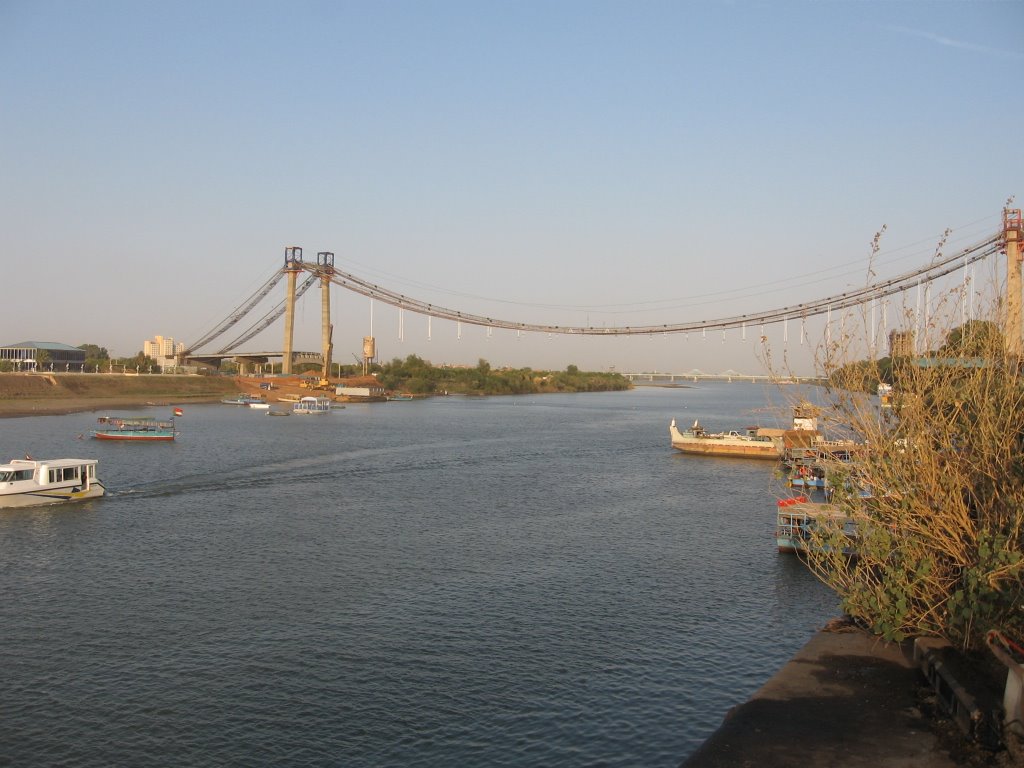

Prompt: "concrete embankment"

[680,625,973,768]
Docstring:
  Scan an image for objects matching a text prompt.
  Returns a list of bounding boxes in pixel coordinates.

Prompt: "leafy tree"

[939,320,1003,358]
[78,343,110,371]
[78,343,109,360]
[124,351,159,371]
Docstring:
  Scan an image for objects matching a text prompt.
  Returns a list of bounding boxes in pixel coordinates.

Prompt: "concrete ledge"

[680,627,960,768]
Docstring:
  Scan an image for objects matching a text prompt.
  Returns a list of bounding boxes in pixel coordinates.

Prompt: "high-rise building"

[143,336,185,370]
[888,330,915,358]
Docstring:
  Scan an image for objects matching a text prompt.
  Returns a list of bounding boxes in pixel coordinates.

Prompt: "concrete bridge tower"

[317,251,335,378]
[282,246,303,374]
[1005,209,1023,358]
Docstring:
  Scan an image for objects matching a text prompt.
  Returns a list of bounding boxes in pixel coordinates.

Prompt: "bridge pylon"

[1005,209,1023,358]
[282,247,303,374]
[318,252,335,377]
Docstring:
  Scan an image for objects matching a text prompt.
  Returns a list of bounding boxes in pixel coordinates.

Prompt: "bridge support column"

[1005,210,1023,359]
[282,247,303,375]
[318,252,335,378]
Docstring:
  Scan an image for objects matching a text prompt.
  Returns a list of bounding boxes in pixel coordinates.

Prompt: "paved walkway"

[680,626,963,768]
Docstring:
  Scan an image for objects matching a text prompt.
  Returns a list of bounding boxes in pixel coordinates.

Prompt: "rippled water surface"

[0,384,837,766]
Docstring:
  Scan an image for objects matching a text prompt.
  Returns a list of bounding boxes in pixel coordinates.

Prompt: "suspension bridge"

[182,209,1024,374]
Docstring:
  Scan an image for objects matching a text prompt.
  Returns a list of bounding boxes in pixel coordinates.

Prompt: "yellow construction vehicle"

[300,377,333,390]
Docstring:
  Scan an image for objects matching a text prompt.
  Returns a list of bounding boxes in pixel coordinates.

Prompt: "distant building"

[889,330,915,358]
[0,341,86,371]
[143,335,185,371]
[336,375,386,399]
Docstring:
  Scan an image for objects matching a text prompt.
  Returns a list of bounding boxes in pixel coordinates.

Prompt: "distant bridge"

[620,371,826,384]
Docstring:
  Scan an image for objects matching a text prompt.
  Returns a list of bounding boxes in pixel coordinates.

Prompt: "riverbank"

[0,372,389,417]
[0,370,632,417]
[0,373,245,418]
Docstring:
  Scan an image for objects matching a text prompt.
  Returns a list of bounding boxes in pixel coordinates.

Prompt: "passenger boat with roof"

[775,497,857,554]
[92,416,177,441]
[293,396,332,415]
[0,458,105,508]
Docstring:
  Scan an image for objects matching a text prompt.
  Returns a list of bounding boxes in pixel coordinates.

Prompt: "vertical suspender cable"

[916,281,922,355]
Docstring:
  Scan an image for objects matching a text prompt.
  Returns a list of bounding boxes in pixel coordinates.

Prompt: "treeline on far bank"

[367,355,631,396]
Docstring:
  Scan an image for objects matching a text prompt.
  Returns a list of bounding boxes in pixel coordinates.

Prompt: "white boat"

[293,396,332,415]
[248,402,270,410]
[221,393,266,406]
[0,458,105,508]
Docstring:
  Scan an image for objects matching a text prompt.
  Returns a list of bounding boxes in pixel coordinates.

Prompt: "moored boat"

[670,401,830,460]
[92,416,177,441]
[221,393,267,406]
[293,396,331,415]
[669,418,783,459]
[781,439,860,491]
[0,458,105,508]
[775,497,857,555]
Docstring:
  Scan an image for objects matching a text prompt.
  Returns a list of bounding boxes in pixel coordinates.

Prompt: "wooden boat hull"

[671,441,780,459]
[93,432,174,441]
[92,416,176,441]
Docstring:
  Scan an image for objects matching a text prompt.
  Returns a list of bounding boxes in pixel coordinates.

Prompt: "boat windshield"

[0,469,33,482]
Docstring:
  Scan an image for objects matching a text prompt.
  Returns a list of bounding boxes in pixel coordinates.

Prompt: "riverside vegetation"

[796,288,1023,652]
[373,355,630,395]
[0,355,630,416]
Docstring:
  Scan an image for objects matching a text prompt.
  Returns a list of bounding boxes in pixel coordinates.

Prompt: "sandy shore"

[0,395,227,419]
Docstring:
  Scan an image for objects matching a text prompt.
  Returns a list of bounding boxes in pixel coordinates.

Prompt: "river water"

[0,383,837,767]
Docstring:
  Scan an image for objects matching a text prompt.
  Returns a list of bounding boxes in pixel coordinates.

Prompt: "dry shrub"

[789,242,1024,650]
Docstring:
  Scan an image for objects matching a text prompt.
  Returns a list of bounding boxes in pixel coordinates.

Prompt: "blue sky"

[2,0,1021,374]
